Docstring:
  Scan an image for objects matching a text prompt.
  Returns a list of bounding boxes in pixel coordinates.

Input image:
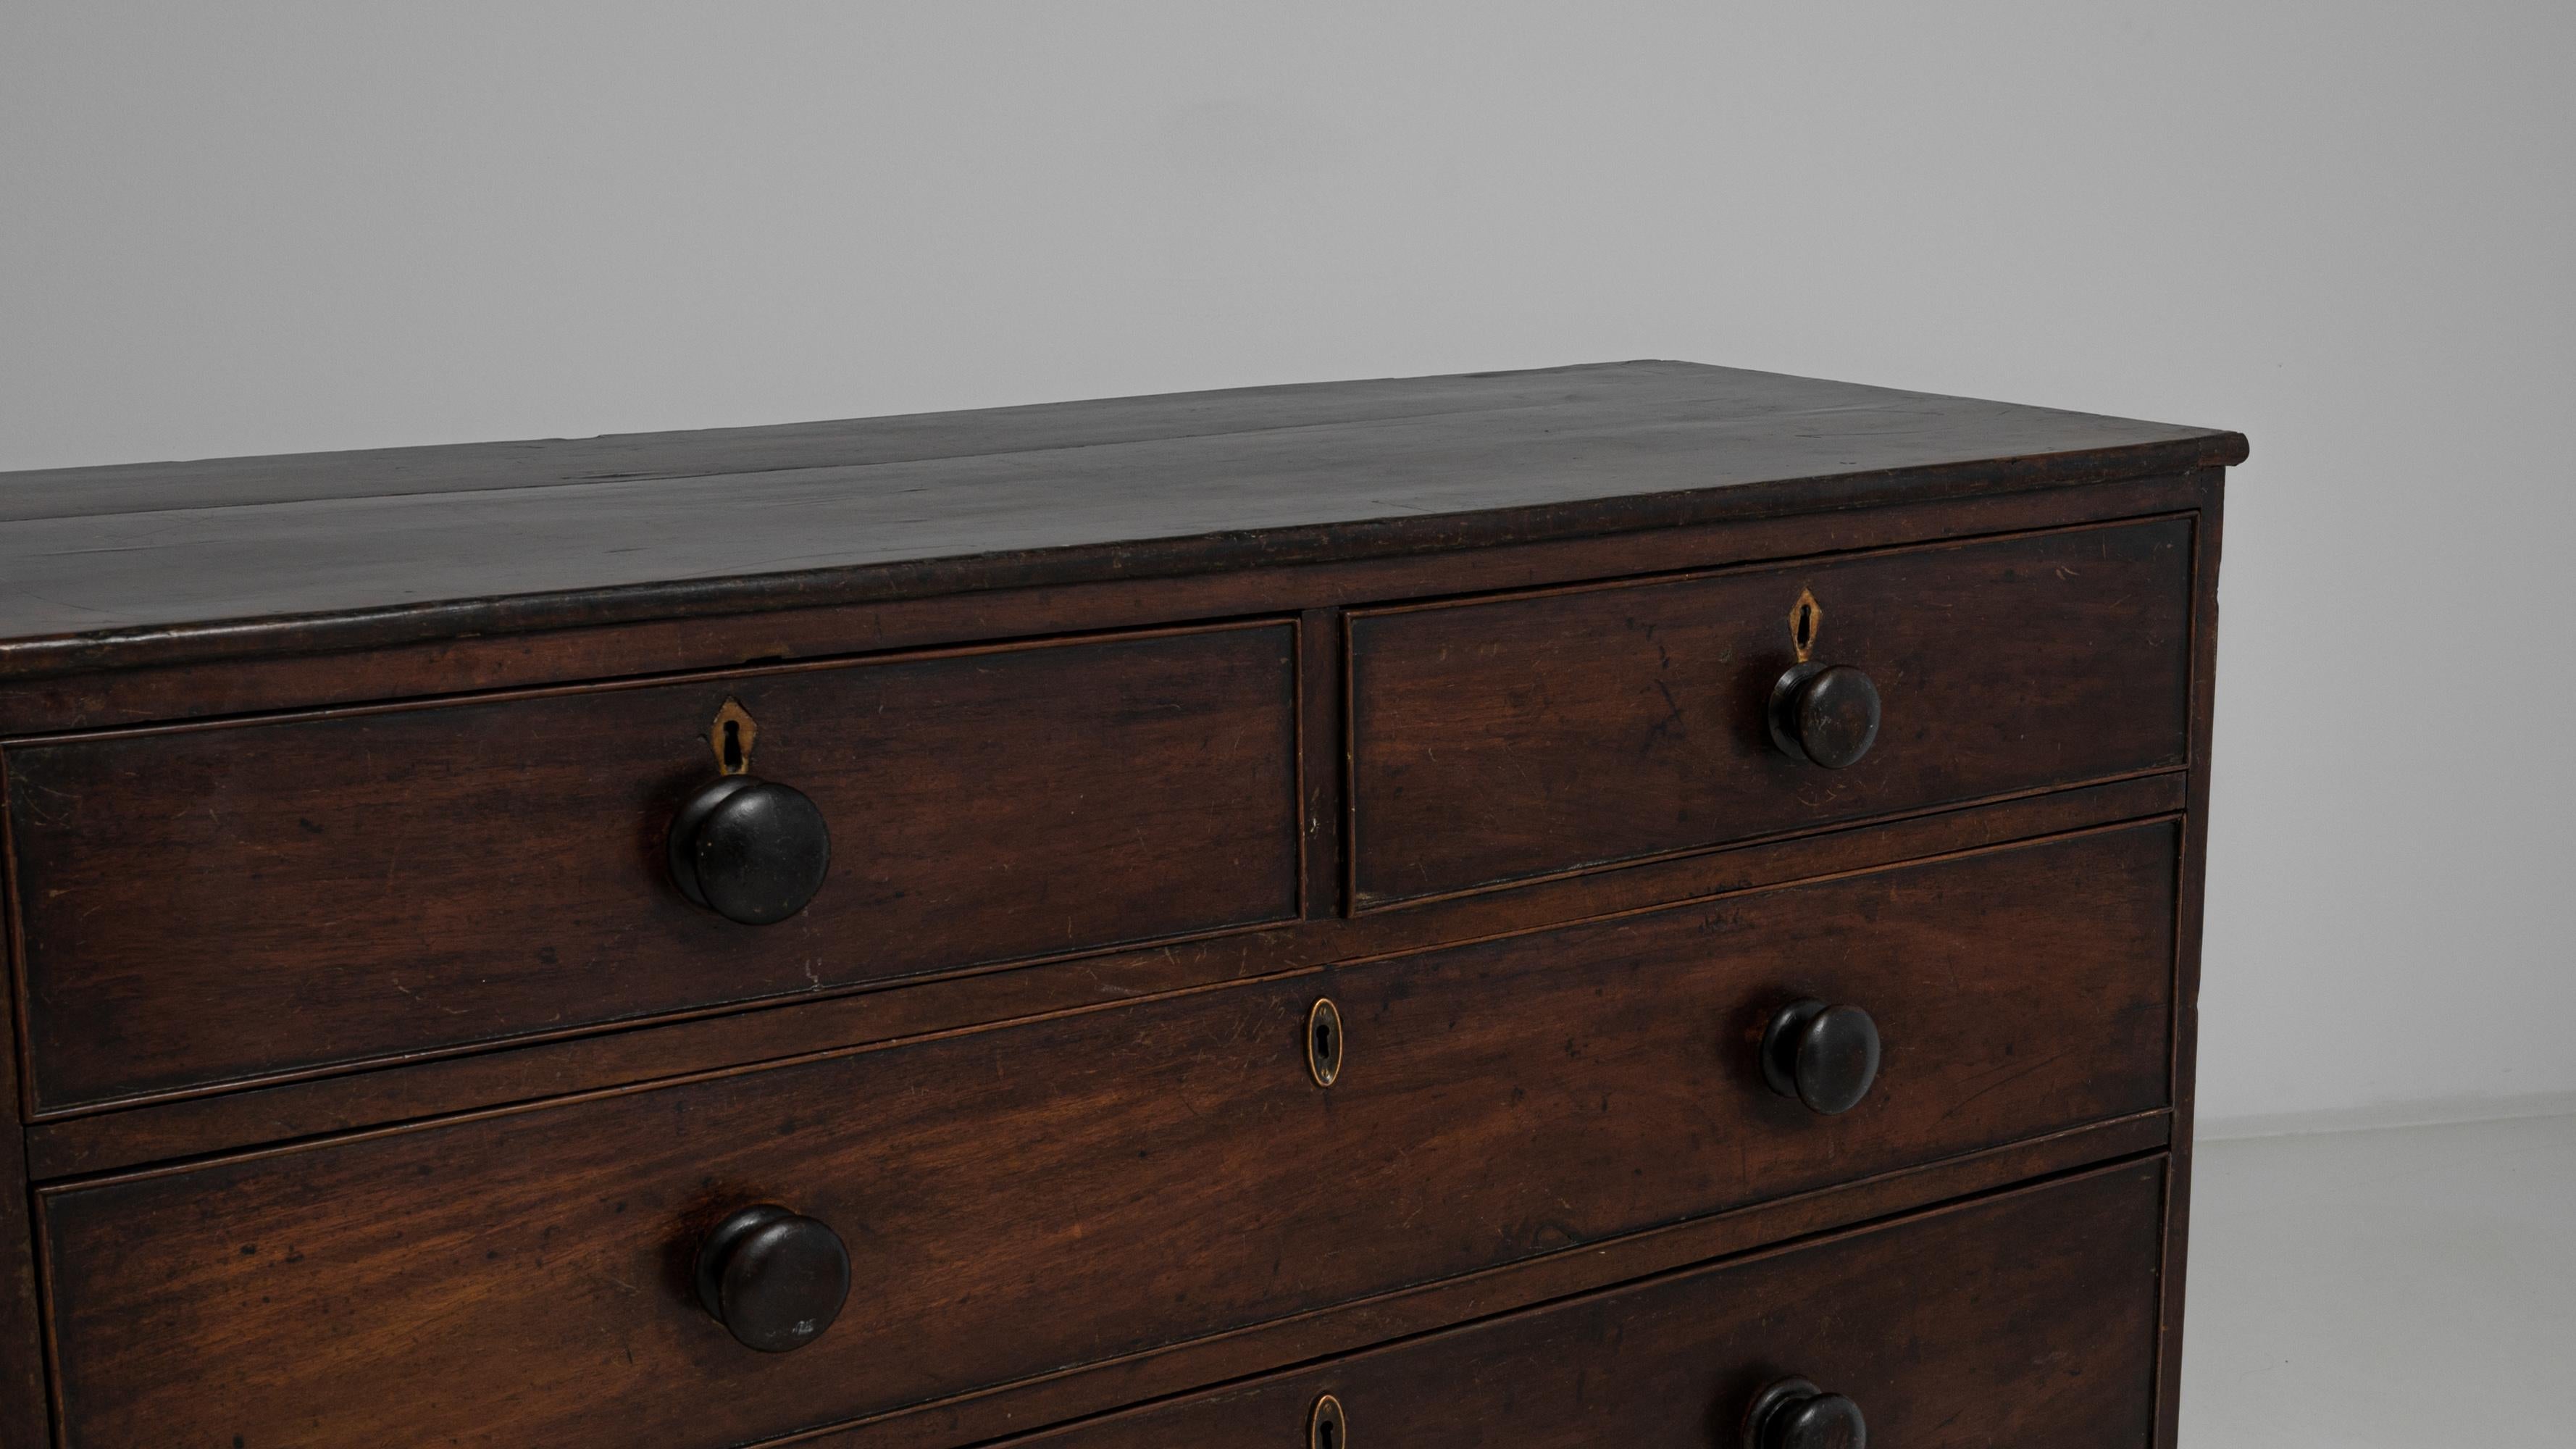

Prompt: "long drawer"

[1347,517,2194,906]
[37,822,2175,1448]
[1006,1158,2167,1449]
[6,622,1302,1111]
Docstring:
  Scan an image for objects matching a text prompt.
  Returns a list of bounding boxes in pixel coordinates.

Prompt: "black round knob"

[1760,999,1881,1115]
[695,1205,851,1353]
[1768,662,1881,769]
[667,777,830,925]
[1744,1377,1867,1449]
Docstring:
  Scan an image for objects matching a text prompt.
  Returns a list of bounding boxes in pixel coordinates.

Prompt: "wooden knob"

[694,1205,851,1353]
[668,777,831,925]
[1768,662,1881,769]
[1760,1000,1881,1115]
[1744,1377,1868,1449]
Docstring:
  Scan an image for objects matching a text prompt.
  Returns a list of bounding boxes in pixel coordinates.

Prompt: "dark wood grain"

[0,363,1804,522]
[0,365,2236,1449]
[24,774,2186,1182]
[0,363,2242,680]
[999,1159,2165,1449]
[8,624,1300,1113]
[1297,608,1345,919]
[779,1118,2173,1449]
[2157,469,2228,1449]
[0,472,2216,739]
[39,824,2175,1448]
[0,760,50,1448]
[0,363,1975,525]
[1350,517,2194,906]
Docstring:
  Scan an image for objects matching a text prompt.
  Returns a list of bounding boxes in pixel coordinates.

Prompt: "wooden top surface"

[0,361,2243,678]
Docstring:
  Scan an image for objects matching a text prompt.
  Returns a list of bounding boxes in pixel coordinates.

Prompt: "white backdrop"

[7,2,2572,1132]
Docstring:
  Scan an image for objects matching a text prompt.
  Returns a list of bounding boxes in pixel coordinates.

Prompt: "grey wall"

[6,3,2571,1131]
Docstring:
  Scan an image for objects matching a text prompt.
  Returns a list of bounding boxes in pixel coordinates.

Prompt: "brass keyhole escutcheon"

[1310,1392,1347,1449]
[711,698,758,776]
[1307,998,1344,1088]
[1789,589,1823,664]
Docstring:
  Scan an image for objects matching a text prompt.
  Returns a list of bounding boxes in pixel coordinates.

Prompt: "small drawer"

[6,622,1302,1111]
[1008,1158,2167,1449]
[39,823,2174,1448]
[1347,517,2194,906]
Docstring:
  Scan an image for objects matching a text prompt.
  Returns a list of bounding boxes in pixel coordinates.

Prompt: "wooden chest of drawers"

[0,362,2241,1448]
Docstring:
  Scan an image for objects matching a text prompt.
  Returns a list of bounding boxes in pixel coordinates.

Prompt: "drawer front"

[1011,1159,2166,1449]
[7,623,1301,1111]
[1349,517,2194,906]
[41,824,2173,1448]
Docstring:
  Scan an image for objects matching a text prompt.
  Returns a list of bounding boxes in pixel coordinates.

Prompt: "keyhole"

[709,698,758,775]
[1310,1394,1347,1449]
[1307,998,1344,1087]
[1789,589,1825,663]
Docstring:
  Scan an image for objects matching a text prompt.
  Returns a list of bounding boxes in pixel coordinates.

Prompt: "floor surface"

[2177,1110,2576,1445]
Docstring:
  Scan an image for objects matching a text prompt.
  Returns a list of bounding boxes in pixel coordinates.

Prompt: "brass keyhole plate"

[1307,998,1344,1088]
[711,698,758,776]
[1310,1392,1347,1449]
[1789,589,1823,664]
